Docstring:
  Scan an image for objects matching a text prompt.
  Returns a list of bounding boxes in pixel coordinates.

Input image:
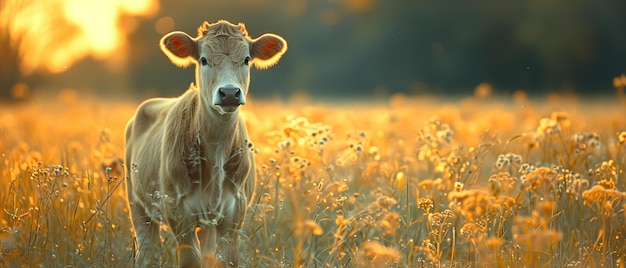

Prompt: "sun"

[0,0,158,74]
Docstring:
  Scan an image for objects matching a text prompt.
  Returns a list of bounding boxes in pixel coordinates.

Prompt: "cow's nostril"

[216,87,245,106]
[219,87,240,99]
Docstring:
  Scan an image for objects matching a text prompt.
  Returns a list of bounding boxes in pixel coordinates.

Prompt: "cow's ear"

[250,34,287,69]
[160,31,197,67]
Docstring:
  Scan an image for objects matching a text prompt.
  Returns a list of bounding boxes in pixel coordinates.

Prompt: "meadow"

[0,88,625,267]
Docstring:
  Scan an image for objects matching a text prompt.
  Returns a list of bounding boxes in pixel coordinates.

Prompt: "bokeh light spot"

[156,16,175,35]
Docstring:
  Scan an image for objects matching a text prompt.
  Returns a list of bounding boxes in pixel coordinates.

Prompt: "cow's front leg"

[217,186,244,267]
[171,219,201,268]
[130,202,163,267]
[198,223,219,267]
[223,228,240,268]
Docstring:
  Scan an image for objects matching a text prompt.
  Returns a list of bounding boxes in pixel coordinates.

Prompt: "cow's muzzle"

[215,87,246,106]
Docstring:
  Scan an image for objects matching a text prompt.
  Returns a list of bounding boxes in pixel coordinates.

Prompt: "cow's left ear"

[250,34,287,69]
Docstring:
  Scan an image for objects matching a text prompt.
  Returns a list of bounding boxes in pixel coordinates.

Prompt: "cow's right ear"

[160,31,197,67]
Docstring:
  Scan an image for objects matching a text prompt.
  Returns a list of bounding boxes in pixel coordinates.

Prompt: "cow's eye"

[200,57,208,66]
[244,56,251,66]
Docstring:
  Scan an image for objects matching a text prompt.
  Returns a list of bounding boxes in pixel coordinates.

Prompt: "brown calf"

[124,20,286,267]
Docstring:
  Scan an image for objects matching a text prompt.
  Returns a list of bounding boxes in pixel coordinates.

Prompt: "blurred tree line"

[1,0,625,99]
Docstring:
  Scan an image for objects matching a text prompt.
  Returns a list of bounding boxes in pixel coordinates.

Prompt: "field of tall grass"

[1,87,625,267]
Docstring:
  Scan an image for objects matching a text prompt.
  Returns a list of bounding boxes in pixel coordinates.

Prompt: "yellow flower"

[448,189,494,222]
[489,172,518,196]
[335,215,349,226]
[582,184,625,208]
[619,132,626,145]
[521,167,556,192]
[459,222,485,240]
[417,197,434,213]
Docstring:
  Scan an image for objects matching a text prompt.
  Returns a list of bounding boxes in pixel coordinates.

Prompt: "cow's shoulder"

[127,98,175,142]
[138,97,175,121]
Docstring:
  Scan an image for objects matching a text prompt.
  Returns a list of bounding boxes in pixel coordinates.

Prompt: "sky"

[1,0,625,100]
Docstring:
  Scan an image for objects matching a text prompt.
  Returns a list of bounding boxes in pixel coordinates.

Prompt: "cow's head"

[160,20,287,114]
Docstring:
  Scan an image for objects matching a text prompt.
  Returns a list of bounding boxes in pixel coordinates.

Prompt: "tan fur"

[124,20,286,267]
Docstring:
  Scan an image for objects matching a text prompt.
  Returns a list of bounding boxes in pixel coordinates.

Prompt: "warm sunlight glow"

[0,0,158,74]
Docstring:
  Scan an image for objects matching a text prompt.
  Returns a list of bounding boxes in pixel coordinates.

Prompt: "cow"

[124,20,287,267]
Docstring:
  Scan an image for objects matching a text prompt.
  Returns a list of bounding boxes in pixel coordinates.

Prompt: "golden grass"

[1,90,625,267]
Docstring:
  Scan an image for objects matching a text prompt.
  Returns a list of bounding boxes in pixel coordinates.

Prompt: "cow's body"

[124,20,286,267]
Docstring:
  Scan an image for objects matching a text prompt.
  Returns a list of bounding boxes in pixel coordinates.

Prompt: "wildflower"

[448,189,494,222]
[494,196,517,214]
[428,209,455,232]
[619,132,626,145]
[436,125,453,144]
[454,181,464,192]
[551,111,570,131]
[574,132,601,158]
[495,155,510,170]
[489,172,518,196]
[495,153,522,171]
[395,171,406,189]
[566,176,589,200]
[335,215,349,226]
[582,180,626,236]
[537,117,561,136]
[597,179,616,190]
[460,222,486,241]
[519,163,535,175]
[582,182,625,208]
[427,209,456,258]
[417,197,434,214]
[521,167,555,192]
[590,160,618,181]
[418,119,453,147]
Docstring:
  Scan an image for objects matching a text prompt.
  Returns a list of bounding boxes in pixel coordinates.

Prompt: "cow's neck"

[185,91,244,214]
[194,92,242,156]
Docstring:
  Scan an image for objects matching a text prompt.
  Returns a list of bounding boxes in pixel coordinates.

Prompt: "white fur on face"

[195,32,251,114]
